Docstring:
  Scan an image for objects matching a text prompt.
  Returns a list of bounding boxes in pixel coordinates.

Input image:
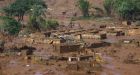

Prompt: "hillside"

[46,0,104,19]
[0,0,104,24]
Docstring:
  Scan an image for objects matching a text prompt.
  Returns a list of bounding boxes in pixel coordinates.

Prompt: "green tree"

[115,0,140,20]
[2,0,47,31]
[104,0,114,16]
[104,0,140,20]
[28,0,47,8]
[3,0,30,21]
[3,0,47,22]
[0,16,21,35]
[115,0,135,20]
[29,4,47,31]
[78,0,90,17]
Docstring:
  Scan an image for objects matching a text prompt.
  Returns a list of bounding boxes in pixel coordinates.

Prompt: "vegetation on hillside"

[78,0,90,17]
[103,0,114,16]
[0,0,139,35]
[45,20,59,30]
[29,4,47,31]
[104,0,140,20]
[0,16,21,35]
[0,0,59,35]
[3,0,47,22]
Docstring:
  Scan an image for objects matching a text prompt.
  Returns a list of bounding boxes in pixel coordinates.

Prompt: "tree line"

[0,0,58,35]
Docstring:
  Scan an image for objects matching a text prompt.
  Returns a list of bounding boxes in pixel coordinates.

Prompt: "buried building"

[48,34,86,54]
[66,52,103,74]
[54,43,82,53]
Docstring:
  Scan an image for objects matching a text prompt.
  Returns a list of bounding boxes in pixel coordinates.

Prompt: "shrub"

[29,4,47,31]
[78,0,90,17]
[103,0,114,16]
[43,20,59,30]
[2,0,47,21]
[0,16,21,35]
[104,0,140,20]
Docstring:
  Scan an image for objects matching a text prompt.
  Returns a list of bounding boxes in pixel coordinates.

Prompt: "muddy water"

[101,55,121,75]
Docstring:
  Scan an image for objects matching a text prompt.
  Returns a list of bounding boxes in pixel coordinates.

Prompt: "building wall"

[55,44,81,53]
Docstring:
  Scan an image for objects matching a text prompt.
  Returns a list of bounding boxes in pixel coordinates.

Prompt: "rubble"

[124,53,140,64]
[119,39,140,47]
[127,28,140,35]
[122,21,131,26]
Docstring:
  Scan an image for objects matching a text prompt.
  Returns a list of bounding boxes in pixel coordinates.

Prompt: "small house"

[54,43,81,53]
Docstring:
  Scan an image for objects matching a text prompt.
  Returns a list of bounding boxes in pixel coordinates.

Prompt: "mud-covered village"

[0,0,140,75]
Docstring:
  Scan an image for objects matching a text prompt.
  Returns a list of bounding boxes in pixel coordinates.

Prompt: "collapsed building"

[126,27,140,36]
[119,39,140,47]
[47,34,86,54]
